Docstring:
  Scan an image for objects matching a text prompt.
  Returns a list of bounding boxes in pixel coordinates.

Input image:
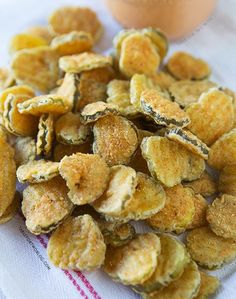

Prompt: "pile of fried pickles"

[1,5,236,299]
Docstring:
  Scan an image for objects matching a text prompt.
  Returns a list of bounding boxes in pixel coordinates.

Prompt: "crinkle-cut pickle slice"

[9,33,48,54]
[36,114,54,157]
[51,31,93,56]
[22,177,73,235]
[0,192,20,224]
[141,136,205,187]
[195,272,220,299]
[0,67,15,92]
[168,80,217,108]
[48,6,103,41]
[187,194,208,230]
[119,32,160,78]
[141,89,190,127]
[208,128,236,170]
[219,164,236,196]
[16,160,59,184]
[53,141,91,162]
[206,194,236,239]
[59,52,112,73]
[165,127,209,159]
[59,153,110,205]
[186,88,234,146]
[55,112,90,145]
[167,51,211,80]
[80,101,118,124]
[92,165,137,218]
[17,94,70,116]
[142,261,201,299]
[11,46,59,93]
[135,235,190,293]
[186,226,236,269]
[104,233,161,285]
[147,184,195,234]
[93,115,138,166]
[47,215,106,271]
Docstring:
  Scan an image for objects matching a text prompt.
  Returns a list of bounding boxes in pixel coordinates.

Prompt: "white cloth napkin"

[0,0,236,298]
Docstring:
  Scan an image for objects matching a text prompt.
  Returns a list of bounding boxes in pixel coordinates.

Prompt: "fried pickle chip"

[59,153,110,205]
[11,46,59,93]
[223,88,236,128]
[51,31,94,56]
[80,101,118,124]
[49,6,103,42]
[13,136,36,166]
[195,272,220,299]
[47,214,106,270]
[186,226,236,269]
[168,80,217,108]
[142,261,201,299]
[167,51,211,80]
[135,235,190,293]
[36,114,54,157]
[59,52,112,73]
[22,177,73,234]
[55,112,90,145]
[206,194,236,239]
[53,141,91,162]
[186,88,234,145]
[141,89,190,127]
[113,29,137,57]
[165,127,209,159]
[208,129,236,170]
[3,94,38,136]
[9,33,48,54]
[93,115,138,166]
[184,171,217,197]
[0,138,16,217]
[141,136,205,187]
[0,192,20,224]
[107,79,130,97]
[147,184,195,233]
[97,219,135,247]
[187,194,208,229]
[119,33,160,78]
[25,26,55,44]
[17,160,59,184]
[0,68,15,91]
[104,233,161,285]
[219,164,236,196]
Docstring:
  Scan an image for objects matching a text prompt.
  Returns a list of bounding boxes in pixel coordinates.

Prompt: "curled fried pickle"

[36,114,54,157]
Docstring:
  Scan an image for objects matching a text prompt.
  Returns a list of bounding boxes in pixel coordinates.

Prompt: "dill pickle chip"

[80,101,118,124]
[223,87,236,128]
[0,192,20,224]
[104,233,161,285]
[59,52,112,73]
[51,31,93,56]
[9,33,48,54]
[167,51,211,80]
[97,219,135,247]
[141,89,190,127]
[47,214,106,270]
[17,94,70,116]
[36,114,54,157]
[208,129,236,170]
[22,177,73,235]
[53,141,91,162]
[168,80,217,108]
[147,184,195,234]
[165,127,209,159]
[186,226,236,269]
[219,164,236,196]
[55,112,90,145]
[59,153,110,205]
[187,194,208,230]
[3,94,38,137]
[141,136,205,187]
[0,68,15,91]
[13,136,36,166]
[17,160,59,184]
[135,235,190,293]
[184,171,217,197]
[107,94,139,118]
[25,26,55,44]
[151,71,176,91]
[142,261,201,299]
[119,33,160,78]
[11,46,59,93]
[206,194,236,239]
[113,29,137,57]
[107,79,130,97]
[195,272,220,299]
[93,115,138,166]
[186,88,234,145]
[92,165,137,218]
[0,138,16,217]
[49,6,103,42]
